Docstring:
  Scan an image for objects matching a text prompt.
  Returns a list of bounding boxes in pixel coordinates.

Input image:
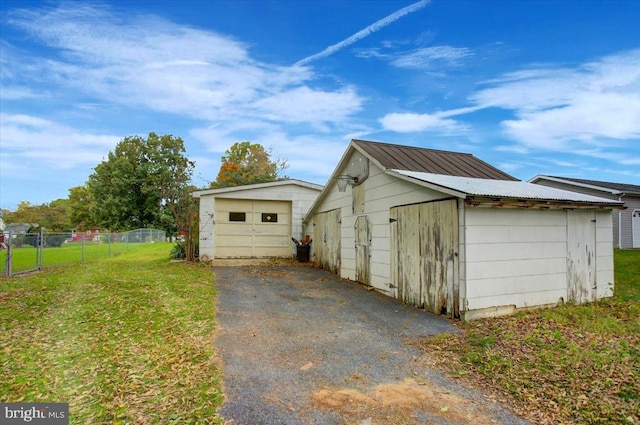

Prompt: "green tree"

[212,141,288,188]
[87,132,195,235]
[68,186,95,230]
[3,200,70,231]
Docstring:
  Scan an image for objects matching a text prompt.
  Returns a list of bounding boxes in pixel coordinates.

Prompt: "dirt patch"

[311,378,499,425]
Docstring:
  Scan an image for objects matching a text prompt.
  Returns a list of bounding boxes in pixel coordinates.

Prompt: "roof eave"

[466,196,625,209]
[529,175,623,195]
[192,179,323,198]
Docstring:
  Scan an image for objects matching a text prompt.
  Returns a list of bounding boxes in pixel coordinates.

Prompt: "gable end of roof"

[352,139,518,180]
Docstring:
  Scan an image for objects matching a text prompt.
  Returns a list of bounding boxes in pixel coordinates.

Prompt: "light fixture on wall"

[334,175,359,192]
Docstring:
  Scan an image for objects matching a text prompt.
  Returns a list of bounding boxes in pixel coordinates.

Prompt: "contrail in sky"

[295,0,430,66]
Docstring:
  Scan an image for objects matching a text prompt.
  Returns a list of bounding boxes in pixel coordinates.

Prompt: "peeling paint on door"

[390,199,459,317]
[567,209,596,304]
[314,209,341,274]
[355,215,371,285]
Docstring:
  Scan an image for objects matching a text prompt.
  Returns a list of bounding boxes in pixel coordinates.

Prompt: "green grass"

[0,243,223,424]
[419,249,640,425]
[1,241,150,274]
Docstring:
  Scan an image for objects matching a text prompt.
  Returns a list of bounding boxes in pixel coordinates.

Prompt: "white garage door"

[215,198,292,258]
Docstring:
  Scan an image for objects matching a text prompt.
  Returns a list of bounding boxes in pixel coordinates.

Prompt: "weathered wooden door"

[354,215,371,285]
[313,209,341,274]
[390,199,459,317]
[567,209,596,303]
[391,204,422,305]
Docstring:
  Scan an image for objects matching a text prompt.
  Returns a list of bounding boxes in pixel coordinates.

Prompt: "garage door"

[313,209,341,274]
[215,198,292,258]
[390,199,459,318]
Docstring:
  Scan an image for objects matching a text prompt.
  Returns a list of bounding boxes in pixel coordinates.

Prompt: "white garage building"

[194,180,322,260]
[303,140,623,320]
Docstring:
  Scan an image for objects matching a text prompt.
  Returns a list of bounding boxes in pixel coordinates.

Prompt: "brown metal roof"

[352,139,518,181]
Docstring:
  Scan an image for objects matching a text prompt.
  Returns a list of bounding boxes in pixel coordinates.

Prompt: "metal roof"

[533,175,640,195]
[391,170,625,205]
[352,139,518,180]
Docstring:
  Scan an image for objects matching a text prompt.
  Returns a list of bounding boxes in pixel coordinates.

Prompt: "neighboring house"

[529,176,640,249]
[69,227,103,242]
[193,180,323,260]
[303,140,623,321]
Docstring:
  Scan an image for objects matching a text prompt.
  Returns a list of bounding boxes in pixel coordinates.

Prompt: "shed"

[193,180,323,260]
[529,175,640,249]
[303,140,623,320]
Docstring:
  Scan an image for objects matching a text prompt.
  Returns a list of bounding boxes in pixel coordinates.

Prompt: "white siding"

[533,179,631,248]
[595,210,615,298]
[304,151,619,320]
[198,183,320,260]
[463,207,615,314]
[464,208,569,311]
[304,154,452,290]
[622,195,640,248]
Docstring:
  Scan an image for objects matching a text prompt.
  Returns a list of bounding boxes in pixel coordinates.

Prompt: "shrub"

[170,241,186,259]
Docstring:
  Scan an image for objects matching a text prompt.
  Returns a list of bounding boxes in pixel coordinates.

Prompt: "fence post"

[4,232,12,277]
[108,230,111,257]
[41,228,45,269]
[34,232,40,270]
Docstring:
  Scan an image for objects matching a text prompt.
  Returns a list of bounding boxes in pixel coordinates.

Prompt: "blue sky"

[1,0,639,211]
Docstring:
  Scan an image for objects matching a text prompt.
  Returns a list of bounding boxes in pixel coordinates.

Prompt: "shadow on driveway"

[214,265,528,425]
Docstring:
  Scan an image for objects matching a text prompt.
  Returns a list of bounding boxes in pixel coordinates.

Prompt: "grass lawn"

[420,249,640,425]
[1,242,148,274]
[0,243,223,424]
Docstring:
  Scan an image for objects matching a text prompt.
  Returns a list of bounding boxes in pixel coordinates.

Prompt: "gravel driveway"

[213,264,528,425]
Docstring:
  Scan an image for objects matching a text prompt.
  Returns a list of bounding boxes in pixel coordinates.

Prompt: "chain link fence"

[1,228,166,277]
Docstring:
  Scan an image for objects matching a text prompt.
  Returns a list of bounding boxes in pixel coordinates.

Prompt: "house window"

[262,213,278,223]
[229,212,246,222]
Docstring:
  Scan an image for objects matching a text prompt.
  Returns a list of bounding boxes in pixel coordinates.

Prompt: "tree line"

[2,134,287,257]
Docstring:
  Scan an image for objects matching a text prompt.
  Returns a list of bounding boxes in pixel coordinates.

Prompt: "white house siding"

[304,157,452,290]
[622,195,640,248]
[197,183,321,260]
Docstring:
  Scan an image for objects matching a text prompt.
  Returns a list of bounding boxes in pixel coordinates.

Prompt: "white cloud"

[380,49,640,167]
[2,3,361,125]
[255,86,362,124]
[379,112,463,133]
[391,45,473,69]
[472,49,640,150]
[0,113,119,168]
[190,122,352,184]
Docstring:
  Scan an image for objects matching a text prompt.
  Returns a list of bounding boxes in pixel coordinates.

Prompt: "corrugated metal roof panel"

[352,140,518,180]
[392,170,624,205]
